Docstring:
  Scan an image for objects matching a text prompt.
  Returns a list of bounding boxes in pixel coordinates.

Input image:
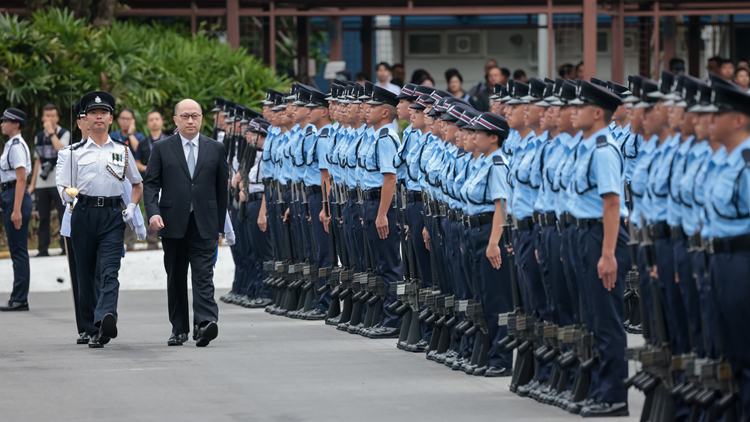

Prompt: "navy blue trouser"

[693,251,718,359]
[237,212,255,297]
[1,188,31,303]
[246,198,273,299]
[560,225,580,324]
[63,236,85,334]
[308,191,331,311]
[459,222,475,355]
[674,238,704,357]
[228,204,245,294]
[710,250,750,420]
[515,227,550,321]
[70,200,125,336]
[405,200,433,341]
[363,198,402,328]
[468,221,513,369]
[569,226,599,398]
[655,237,692,355]
[577,223,630,404]
[538,225,576,327]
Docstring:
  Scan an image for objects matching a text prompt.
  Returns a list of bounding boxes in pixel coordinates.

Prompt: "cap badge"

[95,96,102,103]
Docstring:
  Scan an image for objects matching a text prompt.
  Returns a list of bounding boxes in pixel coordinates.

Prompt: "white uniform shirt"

[57,136,142,197]
[246,154,264,194]
[180,133,200,164]
[0,134,32,183]
[56,140,144,237]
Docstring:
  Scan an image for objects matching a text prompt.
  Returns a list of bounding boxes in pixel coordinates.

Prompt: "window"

[409,34,441,55]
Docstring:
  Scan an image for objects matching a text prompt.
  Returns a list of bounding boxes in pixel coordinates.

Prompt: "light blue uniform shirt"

[404,128,426,192]
[394,125,418,181]
[552,131,584,217]
[705,137,750,238]
[697,147,727,238]
[534,132,566,213]
[417,133,440,192]
[451,150,471,210]
[665,135,695,227]
[466,149,510,215]
[261,127,278,179]
[457,155,480,213]
[568,127,626,219]
[275,130,293,184]
[629,135,659,227]
[618,124,641,183]
[511,131,543,219]
[648,134,681,223]
[292,124,314,183]
[342,124,366,189]
[359,125,400,190]
[304,123,332,187]
[439,144,459,207]
[678,140,711,236]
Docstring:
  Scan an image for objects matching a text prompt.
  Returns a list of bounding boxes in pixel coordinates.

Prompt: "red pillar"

[582,0,597,81]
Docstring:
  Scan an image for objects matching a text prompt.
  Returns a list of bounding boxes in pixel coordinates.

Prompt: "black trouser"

[162,213,220,335]
[35,187,64,253]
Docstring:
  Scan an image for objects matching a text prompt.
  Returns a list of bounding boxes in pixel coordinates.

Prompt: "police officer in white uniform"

[57,91,143,348]
[0,108,33,312]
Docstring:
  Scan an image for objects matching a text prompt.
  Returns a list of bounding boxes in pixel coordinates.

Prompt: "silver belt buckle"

[706,238,715,255]
[96,197,104,207]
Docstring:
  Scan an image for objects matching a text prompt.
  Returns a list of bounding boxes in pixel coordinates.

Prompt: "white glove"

[135,224,147,241]
[123,203,138,224]
[225,231,236,246]
[63,191,75,203]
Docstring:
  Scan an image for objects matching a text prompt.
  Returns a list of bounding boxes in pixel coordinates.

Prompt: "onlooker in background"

[472,66,503,112]
[28,104,69,257]
[391,63,405,87]
[575,61,585,79]
[109,108,144,251]
[375,62,401,95]
[513,69,528,83]
[445,68,471,102]
[720,59,735,81]
[734,67,750,93]
[669,57,686,74]
[468,58,499,97]
[355,72,367,86]
[410,69,435,86]
[559,63,574,79]
[137,110,165,250]
[707,56,722,75]
[738,60,749,70]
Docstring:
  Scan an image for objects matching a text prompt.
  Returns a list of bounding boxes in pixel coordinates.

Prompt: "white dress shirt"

[0,134,32,183]
[180,133,200,166]
[57,136,142,197]
[246,154,264,194]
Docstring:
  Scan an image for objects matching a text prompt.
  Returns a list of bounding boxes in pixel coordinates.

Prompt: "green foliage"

[0,8,288,152]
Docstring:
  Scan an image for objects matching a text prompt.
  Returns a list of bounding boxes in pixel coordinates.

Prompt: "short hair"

[118,108,135,119]
[391,63,404,71]
[735,67,750,79]
[500,68,511,79]
[487,66,501,74]
[376,62,391,72]
[602,108,614,123]
[146,110,162,119]
[445,68,463,83]
[485,58,498,66]
[355,72,367,82]
[513,69,527,79]
[708,56,723,64]
[559,63,574,78]
[721,60,735,68]
[42,104,57,114]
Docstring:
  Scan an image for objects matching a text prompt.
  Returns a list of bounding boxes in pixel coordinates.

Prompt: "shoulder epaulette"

[10,138,20,145]
[596,135,608,148]
[320,128,329,138]
[379,128,390,138]
[71,139,87,150]
[690,138,698,148]
[742,149,750,167]
[457,151,466,158]
[306,126,314,136]
[112,136,127,145]
[493,155,504,165]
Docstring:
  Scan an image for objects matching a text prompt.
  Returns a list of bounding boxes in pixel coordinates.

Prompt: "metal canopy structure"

[3,0,750,83]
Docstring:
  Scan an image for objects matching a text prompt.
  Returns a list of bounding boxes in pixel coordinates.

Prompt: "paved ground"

[0,290,645,422]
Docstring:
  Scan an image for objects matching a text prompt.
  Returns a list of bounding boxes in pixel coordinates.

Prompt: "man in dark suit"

[143,99,228,347]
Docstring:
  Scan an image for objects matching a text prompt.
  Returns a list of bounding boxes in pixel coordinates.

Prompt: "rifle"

[622,183,642,333]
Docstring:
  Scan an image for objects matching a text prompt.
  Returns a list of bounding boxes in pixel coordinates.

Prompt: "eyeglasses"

[179,114,203,121]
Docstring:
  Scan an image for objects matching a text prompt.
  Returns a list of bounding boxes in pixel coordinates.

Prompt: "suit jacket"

[143,133,228,240]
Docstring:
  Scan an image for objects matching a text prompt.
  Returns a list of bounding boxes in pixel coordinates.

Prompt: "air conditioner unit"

[448,33,480,55]
[455,35,472,54]
[624,32,637,53]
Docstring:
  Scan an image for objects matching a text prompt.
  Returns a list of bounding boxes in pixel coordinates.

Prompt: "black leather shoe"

[580,402,629,417]
[97,313,117,345]
[473,365,488,376]
[567,398,597,414]
[406,339,428,353]
[462,363,476,375]
[369,326,400,338]
[88,332,103,348]
[516,380,540,397]
[168,333,189,346]
[195,322,218,347]
[0,301,29,311]
[77,332,90,345]
[250,298,273,308]
[304,308,327,320]
[452,358,466,370]
[484,366,513,377]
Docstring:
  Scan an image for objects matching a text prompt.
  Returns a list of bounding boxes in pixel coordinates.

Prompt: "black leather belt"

[515,216,535,231]
[363,188,382,200]
[539,211,557,227]
[575,218,603,230]
[247,192,264,201]
[707,234,750,255]
[468,212,494,228]
[0,180,17,190]
[670,225,687,241]
[305,185,322,196]
[648,222,671,240]
[406,191,422,203]
[348,188,357,199]
[279,184,290,193]
[79,195,122,207]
